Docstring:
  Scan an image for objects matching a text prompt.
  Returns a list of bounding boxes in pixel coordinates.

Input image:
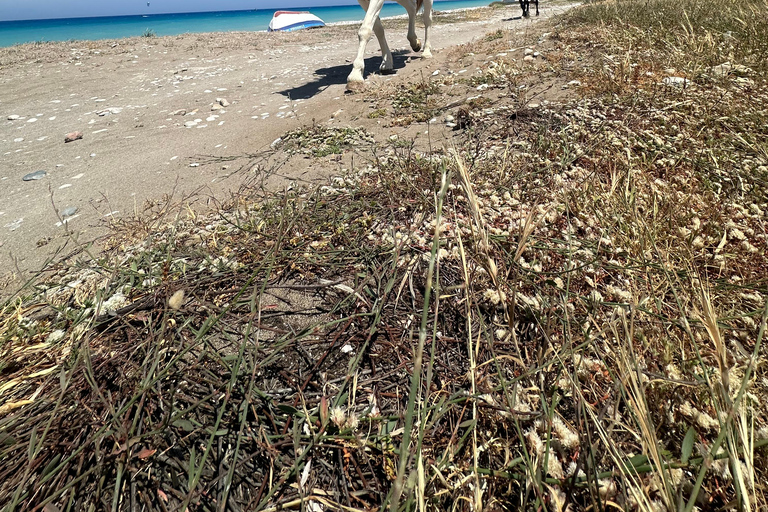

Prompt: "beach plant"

[1,0,767,510]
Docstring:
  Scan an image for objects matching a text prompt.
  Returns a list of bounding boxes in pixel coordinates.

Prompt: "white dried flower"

[168,289,185,310]
[547,454,565,479]
[346,412,359,431]
[605,285,633,302]
[598,479,617,499]
[552,416,580,450]
[483,288,506,305]
[526,429,544,456]
[730,228,747,241]
[588,290,604,303]
[46,329,67,344]
[691,217,701,231]
[741,240,759,253]
[330,406,346,428]
[101,292,128,314]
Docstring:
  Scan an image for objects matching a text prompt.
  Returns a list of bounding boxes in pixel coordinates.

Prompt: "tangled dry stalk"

[2,0,767,510]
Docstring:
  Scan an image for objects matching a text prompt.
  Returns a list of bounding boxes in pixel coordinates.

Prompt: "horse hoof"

[411,39,422,52]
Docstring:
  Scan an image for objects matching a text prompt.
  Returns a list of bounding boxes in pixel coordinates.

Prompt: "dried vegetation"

[2,0,768,510]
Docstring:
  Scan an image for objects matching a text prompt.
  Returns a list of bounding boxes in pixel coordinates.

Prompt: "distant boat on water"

[267,11,325,32]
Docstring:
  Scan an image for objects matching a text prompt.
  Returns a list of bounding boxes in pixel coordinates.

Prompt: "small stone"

[23,170,47,181]
[431,70,440,76]
[64,131,83,143]
[211,103,223,111]
[444,114,455,122]
[61,206,78,217]
[184,121,198,128]
[446,122,457,129]
[567,80,581,86]
[7,115,20,120]
[533,51,540,57]
[523,55,535,62]
[709,62,732,77]
[662,76,690,87]
[189,163,200,167]
[172,109,187,115]
[524,48,534,56]
[217,98,230,107]
[5,219,23,231]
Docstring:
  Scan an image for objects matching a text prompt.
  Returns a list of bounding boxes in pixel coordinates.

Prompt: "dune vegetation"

[1,0,767,510]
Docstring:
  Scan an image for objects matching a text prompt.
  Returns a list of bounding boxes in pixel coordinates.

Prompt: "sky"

[0,0,361,22]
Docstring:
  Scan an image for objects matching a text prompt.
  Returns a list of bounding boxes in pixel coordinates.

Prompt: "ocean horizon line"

[0,0,495,48]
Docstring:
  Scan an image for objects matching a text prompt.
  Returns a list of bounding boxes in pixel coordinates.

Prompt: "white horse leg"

[421,0,433,58]
[372,17,394,73]
[401,0,422,52]
[347,0,386,87]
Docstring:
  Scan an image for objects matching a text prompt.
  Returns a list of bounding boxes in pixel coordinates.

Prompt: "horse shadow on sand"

[276,49,412,100]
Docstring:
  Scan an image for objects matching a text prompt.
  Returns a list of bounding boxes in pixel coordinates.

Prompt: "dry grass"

[2,0,768,510]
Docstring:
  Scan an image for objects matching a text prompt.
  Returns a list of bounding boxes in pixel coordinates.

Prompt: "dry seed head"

[330,406,346,428]
[547,454,565,479]
[552,416,580,450]
[169,289,185,310]
[598,479,617,499]
[102,292,128,314]
[46,329,66,344]
[525,428,544,457]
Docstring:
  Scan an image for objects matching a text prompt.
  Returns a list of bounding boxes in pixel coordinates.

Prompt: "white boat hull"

[268,11,325,32]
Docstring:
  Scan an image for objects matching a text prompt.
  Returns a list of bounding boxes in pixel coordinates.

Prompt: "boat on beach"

[267,11,326,32]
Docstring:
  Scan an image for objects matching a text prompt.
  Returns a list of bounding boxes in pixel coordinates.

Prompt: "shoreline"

[0,1,497,48]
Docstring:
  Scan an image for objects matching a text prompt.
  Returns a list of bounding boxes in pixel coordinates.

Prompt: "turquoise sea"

[0,0,494,48]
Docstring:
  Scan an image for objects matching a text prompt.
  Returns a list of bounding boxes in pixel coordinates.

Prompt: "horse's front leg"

[347,0,387,88]
[534,0,539,16]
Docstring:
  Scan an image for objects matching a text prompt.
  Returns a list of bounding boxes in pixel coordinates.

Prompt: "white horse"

[346,0,433,90]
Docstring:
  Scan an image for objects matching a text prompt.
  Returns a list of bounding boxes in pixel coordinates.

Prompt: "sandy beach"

[0,5,564,292]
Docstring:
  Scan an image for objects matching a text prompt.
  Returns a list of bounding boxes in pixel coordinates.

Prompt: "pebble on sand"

[7,115,20,120]
[23,170,47,181]
[65,131,84,143]
[61,207,78,217]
